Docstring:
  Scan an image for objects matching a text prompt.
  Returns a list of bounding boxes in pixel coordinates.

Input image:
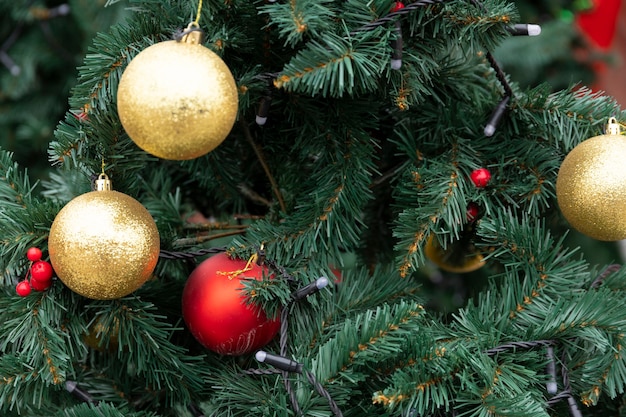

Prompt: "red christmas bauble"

[182,252,280,355]
[31,260,53,282]
[470,168,491,188]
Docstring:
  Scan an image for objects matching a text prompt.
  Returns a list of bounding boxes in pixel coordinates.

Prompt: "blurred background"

[592,1,625,104]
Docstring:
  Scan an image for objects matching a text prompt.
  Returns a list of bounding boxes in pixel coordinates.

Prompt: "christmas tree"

[2,1,626,416]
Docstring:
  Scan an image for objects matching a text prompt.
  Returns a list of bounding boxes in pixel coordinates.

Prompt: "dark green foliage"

[1,1,625,416]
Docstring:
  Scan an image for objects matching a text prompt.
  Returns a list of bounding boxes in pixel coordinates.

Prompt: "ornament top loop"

[180,22,203,45]
[218,253,259,280]
[607,117,621,136]
[95,173,112,191]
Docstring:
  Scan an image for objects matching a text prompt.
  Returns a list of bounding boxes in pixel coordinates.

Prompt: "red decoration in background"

[466,202,480,222]
[182,252,280,355]
[71,109,89,122]
[576,0,621,50]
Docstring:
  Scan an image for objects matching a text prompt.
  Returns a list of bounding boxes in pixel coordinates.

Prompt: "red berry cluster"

[15,247,54,297]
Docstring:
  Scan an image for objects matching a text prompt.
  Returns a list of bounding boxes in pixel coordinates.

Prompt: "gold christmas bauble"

[83,317,120,351]
[117,36,239,160]
[424,235,484,273]
[49,177,160,299]
[556,118,626,241]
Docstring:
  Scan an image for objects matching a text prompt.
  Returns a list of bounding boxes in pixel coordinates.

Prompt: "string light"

[291,277,329,300]
[64,381,97,404]
[390,21,403,70]
[256,94,273,126]
[255,351,303,373]
[484,95,510,137]
[546,346,558,394]
[506,24,542,36]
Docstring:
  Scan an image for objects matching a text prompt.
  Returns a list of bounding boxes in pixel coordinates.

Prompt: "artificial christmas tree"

[1,1,626,416]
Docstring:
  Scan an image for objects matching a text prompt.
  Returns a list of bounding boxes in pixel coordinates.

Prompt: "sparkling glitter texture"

[48,190,160,299]
[556,128,626,241]
[116,39,239,160]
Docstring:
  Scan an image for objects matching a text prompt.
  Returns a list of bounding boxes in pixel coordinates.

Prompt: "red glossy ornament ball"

[470,168,491,188]
[30,277,52,291]
[31,261,53,282]
[27,247,42,262]
[182,252,280,355]
[16,280,31,297]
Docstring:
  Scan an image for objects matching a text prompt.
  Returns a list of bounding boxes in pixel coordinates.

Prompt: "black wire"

[484,339,556,356]
[486,51,514,98]
[173,26,204,42]
[590,263,621,289]
[279,306,302,415]
[242,368,282,376]
[158,247,225,260]
[350,0,448,34]
[305,370,344,417]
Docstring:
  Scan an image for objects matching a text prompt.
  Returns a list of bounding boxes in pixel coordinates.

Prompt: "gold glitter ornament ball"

[116,34,239,160]
[556,118,626,241]
[49,177,160,299]
[424,235,484,273]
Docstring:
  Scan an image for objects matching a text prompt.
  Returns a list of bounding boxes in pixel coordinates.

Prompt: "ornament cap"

[95,173,112,191]
[607,117,621,136]
[181,22,203,45]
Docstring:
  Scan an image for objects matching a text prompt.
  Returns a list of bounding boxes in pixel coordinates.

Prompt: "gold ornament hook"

[181,22,203,44]
[179,0,204,44]
[96,159,112,191]
[95,173,112,191]
[607,117,621,136]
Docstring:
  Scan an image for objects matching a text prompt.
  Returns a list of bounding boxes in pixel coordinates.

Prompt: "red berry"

[466,202,480,222]
[30,277,52,291]
[391,1,405,12]
[16,281,31,297]
[31,261,53,282]
[470,168,491,188]
[27,247,42,262]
